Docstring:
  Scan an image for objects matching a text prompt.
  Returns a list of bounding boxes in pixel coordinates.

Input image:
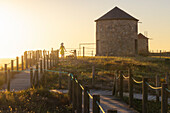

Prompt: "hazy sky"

[0,0,170,58]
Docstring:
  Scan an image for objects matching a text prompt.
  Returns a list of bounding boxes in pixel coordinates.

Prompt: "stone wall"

[138,38,148,55]
[96,20,138,56]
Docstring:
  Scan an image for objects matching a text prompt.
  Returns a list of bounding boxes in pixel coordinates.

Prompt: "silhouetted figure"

[59,43,66,58]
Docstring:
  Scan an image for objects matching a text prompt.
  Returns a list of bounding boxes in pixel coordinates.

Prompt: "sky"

[0,0,170,58]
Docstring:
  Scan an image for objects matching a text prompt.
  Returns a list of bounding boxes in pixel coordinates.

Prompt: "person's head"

[61,43,64,46]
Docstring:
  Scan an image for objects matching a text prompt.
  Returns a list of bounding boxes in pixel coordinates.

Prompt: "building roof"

[138,33,149,39]
[95,6,139,22]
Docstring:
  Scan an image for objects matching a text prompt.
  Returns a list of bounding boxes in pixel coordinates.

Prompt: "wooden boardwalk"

[2,69,31,91]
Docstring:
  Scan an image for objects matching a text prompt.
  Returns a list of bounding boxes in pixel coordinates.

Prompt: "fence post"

[84,86,89,113]
[50,54,52,69]
[93,95,100,113]
[68,74,72,102]
[92,65,95,87]
[7,70,10,91]
[11,60,13,72]
[119,71,123,99]
[161,83,168,113]
[30,52,32,67]
[72,75,77,112]
[21,55,24,70]
[16,56,19,71]
[44,55,46,70]
[36,63,39,88]
[165,72,169,86]
[30,68,33,88]
[74,50,77,59]
[59,68,62,89]
[142,77,148,113]
[40,60,42,74]
[115,70,119,96]
[47,55,49,70]
[156,75,160,102]
[129,69,133,107]
[112,70,117,96]
[107,110,117,113]
[24,51,28,69]
[83,47,85,57]
[4,64,7,83]
[77,82,82,113]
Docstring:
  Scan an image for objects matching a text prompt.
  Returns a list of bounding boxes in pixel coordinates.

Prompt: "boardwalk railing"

[1,51,169,113]
[112,69,169,113]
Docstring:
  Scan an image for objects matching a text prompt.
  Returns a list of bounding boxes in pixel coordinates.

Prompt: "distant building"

[137,33,149,55]
[95,6,139,56]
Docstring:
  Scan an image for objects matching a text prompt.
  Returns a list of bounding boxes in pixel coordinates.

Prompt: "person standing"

[60,43,66,58]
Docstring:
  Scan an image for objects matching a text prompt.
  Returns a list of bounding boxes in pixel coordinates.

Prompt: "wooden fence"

[1,50,169,113]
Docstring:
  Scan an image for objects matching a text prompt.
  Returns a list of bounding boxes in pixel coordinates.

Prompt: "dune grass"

[0,88,71,113]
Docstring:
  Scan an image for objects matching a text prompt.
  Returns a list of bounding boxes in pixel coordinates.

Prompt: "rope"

[165,88,170,93]
[145,82,162,90]
[79,84,84,90]
[96,101,106,113]
[44,69,68,74]
[116,75,120,79]
[87,91,93,99]
[132,77,143,84]
[122,75,129,79]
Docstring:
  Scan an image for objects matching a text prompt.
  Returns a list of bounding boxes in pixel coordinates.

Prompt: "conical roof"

[95,7,138,21]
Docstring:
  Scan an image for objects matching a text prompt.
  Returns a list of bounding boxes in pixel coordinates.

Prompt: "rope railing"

[132,77,143,84]
[122,74,129,79]
[116,75,120,79]
[34,68,106,113]
[145,82,162,90]
[165,88,170,93]
[96,101,106,113]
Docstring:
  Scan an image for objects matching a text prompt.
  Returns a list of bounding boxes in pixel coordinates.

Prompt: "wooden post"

[129,69,133,107]
[92,65,95,87]
[142,77,148,113]
[83,46,85,57]
[115,70,119,96]
[72,75,77,112]
[4,64,7,83]
[107,110,117,113]
[93,95,100,113]
[36,63,39,87]
[46,55,49,70]
[21,55,24,70]
[30,52,32,67]
[44,55,46,70]
[77,83,82,113]
[24,51,28,69]
[30,68,33,88]
[161,83,168,113]
[40,60,43,74]
[165,72,169,85]
[11,60,14,72]
[50,54,52,69]
[68,74,72,102]
[119,71,123,99]
[84,86,90,113]
[74,50,77,59]
[112,71,116,96]
[156,75,160,102]
[59,68,62,89]
[7,70,10,91]
[11,60,14,78]
[16,56,19,71]
[56,50,59,63]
